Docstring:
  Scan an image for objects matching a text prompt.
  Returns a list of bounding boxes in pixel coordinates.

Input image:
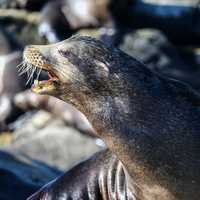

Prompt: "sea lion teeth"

[34,80,39,85]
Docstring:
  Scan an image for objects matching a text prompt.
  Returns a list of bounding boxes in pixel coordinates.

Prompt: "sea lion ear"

[58,49,70,58]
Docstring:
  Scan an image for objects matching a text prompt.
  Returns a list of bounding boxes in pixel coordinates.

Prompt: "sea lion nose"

[24,46,39,59]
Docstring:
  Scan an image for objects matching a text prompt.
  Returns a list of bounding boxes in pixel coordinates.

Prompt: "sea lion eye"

[58,49,82,67]
[58,49,78,60]
[58,49,71,58]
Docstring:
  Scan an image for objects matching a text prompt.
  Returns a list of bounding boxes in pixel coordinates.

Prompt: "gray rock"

[0,110,102,199]
[13,91,95,137]
[4,111,101,170]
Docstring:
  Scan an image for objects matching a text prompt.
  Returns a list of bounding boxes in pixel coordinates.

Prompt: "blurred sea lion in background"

[0,0,48,11]
[38,0,72,43]
[0,27,25,127]
[120,29,200,91]
[39,0,133,43]
[128,0,200,45]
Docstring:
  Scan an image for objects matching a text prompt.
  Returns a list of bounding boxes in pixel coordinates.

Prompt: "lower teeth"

[34,80,39,85]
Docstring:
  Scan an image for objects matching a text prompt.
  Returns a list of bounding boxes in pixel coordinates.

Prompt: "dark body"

[23,36,200,200]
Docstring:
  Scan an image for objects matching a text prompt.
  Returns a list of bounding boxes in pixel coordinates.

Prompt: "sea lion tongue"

[22,35,200,200]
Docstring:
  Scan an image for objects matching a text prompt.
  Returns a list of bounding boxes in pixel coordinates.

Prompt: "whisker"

[26,65,36,85]
[36,67,42,80]
[16,61,24,69]
[26,67,32,79]
[19,65,32,75]
[31,66,37,84]
[18,63,29,72]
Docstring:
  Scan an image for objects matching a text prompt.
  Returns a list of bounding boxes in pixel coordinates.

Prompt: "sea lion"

[119,29,200,91]
[38,0,72,43]
[39,0,132,43]
[128,0,200,45]
[39,0,110,43]
[0,28,25,126]
[0,0,48,10]
[22,35,200,200]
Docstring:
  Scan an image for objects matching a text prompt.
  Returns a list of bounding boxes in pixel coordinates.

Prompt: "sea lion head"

[22,35,126,109]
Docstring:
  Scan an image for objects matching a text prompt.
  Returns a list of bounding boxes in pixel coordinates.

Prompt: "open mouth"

[18,61,60,94]
[32,68,59,86]
[31,68,59,92]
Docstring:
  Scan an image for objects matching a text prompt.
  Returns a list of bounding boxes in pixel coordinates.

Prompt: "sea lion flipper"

[27,150,136,200]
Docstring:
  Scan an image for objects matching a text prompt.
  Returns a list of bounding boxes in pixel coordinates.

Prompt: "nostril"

[24,47,44,65]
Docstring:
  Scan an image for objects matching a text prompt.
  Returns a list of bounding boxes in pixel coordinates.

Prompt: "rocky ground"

[0,110,102,199]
